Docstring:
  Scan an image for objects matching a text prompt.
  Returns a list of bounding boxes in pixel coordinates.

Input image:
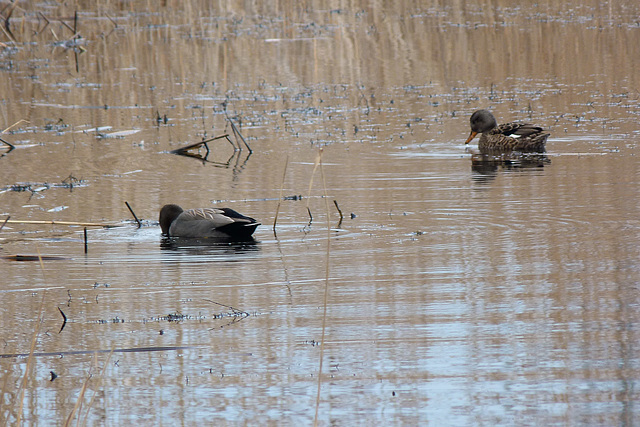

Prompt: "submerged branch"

[169,134,229,156]
[5,219,118,228]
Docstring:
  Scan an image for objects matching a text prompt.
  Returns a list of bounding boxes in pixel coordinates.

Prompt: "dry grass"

[15,291,46,425]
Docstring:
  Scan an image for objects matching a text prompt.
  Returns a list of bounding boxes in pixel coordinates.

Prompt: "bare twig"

[306,207,313,226]
[2,119,30,134]
[333,200,343,228]
[333,200,343,221]
[38,12,51,33]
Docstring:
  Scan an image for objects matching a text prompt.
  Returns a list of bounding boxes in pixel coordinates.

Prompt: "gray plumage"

[159,204,259,239]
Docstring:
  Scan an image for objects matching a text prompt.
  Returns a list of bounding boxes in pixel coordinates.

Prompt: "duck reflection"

[160,236,260,255]
[470,151,550,182]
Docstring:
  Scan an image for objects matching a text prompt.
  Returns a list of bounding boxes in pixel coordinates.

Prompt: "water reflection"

[470,152,550,182]
[168,133,254,171]
[1,0,640,425]
[160,236,260,256]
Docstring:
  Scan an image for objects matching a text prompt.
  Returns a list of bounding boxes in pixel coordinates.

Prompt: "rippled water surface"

[1,1,640,425]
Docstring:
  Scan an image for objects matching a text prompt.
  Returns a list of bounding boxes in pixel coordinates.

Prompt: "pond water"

[1,1,640,425]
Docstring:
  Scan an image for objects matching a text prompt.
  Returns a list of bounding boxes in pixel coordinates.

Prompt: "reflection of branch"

[203,299,248,317]
[222,102,252,153]
[203,299,249,328]
[58,307,67,333]
[228,116,252,153]
[2,119,30,149]
[170,135,250,168]
[170,134,228,155]
[0,136,15,150]
[2,1,17,42]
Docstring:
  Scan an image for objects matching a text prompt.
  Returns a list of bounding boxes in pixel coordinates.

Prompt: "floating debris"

[0,176,88,194]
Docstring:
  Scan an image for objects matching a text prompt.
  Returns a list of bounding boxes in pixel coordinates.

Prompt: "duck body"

[465,109,549,153]
[159,204,259,239]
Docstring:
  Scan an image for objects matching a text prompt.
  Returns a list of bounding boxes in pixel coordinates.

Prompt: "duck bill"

[464,131,478,144]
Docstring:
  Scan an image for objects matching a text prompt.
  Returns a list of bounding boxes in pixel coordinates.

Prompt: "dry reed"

[273,155,289,233]
[313,148,332,426]
[15,290,46,425]
[79,348,114,426]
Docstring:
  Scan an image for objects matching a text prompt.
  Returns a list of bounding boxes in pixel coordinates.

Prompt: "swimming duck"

[465,109,550,152]
[159,204,259,239]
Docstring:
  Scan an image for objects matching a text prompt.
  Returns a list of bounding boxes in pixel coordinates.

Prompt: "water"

[1,1,640,425]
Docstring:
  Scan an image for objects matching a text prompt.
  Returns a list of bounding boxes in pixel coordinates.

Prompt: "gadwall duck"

[465,109,550,152]
[159,204,259,239]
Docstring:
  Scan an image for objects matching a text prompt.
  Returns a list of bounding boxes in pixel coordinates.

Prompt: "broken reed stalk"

[313,148,332,426]
[170,134,229,155]
[228,118,252,153]
[16,291,47,426]
[273,155,289,233]
[35,243,46,275]
[64,354,92,427]
[2,119,30,134]
[125,201,141,228]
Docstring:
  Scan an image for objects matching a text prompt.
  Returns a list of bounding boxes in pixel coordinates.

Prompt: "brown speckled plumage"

[465,109,550,153]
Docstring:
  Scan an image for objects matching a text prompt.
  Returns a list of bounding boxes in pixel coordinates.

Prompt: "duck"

[159,204,259,239]
[465,109,550,152]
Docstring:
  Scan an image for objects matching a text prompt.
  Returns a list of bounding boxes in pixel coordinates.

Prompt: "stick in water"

[0,215,9,232]
[333,200,344,222]
[125,201,141,228]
